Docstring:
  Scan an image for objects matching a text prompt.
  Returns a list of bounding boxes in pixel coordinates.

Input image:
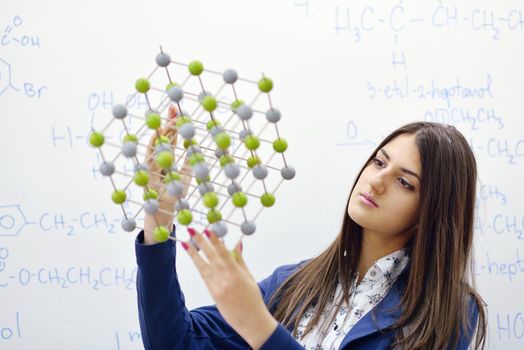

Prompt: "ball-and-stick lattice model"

[89,47,295,246]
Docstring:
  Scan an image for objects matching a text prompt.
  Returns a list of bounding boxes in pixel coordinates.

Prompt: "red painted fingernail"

[204,229,211,238]
[181,242,189,250]
[188,228,196,237]
[168,105,178,119]
[240,241,243,252]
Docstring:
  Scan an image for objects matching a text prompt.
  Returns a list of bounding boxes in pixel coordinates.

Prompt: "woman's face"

[347,133,421,239]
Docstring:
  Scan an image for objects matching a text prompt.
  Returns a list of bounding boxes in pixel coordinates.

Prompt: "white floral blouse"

[294,248,411,350]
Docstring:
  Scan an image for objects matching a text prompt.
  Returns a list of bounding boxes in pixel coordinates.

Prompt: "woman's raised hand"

[143,105,192,245]
[182,228,278,349]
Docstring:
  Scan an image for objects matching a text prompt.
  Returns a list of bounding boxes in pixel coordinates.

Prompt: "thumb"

[231,242,256,281]
[232,241,248,270]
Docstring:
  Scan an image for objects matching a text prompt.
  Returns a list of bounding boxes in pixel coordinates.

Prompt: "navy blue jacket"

[135,230,478,349]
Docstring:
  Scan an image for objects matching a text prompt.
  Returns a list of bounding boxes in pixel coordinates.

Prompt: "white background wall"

[1,0,523,348]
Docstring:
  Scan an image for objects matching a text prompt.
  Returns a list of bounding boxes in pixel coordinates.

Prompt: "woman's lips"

[359,194,378,208]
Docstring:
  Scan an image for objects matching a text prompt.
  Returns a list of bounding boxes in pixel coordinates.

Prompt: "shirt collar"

[373,247,411,276]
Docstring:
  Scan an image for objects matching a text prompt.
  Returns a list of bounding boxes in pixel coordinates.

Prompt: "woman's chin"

[347,205,369,228]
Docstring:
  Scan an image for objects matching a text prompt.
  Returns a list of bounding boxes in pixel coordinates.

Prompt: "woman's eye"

[372,158,384,167]
[371,158,415,190]
[399,178,413,190]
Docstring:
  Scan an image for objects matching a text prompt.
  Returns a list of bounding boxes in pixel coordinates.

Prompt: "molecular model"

[88,48,295,245]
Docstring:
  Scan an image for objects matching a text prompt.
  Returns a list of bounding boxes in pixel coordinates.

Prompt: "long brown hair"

[268,122,487,349]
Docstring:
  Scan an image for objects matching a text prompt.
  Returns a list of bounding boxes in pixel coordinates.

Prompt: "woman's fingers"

[233,242,245,265]
[188,228,221,264]
[168,104,178,120]
[205,229,238,263]
[182,241,211,278]
[185,228,246,272]
[145,106,179,176]
[232,242,256,281]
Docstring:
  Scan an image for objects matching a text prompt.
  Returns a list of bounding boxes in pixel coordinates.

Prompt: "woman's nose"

[369,173,386,194]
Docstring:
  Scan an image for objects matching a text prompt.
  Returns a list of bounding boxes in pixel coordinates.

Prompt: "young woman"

[135,111,487,349]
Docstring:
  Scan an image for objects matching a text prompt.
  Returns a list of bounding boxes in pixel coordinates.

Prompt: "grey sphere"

[212,221,228,238]
[179,123,195,139]
[198,90,212,102]
[187,145,202,157]
[198,182,214,196]
[281,166,296,180]
[122,142,137,158]
[155,52,171,67]
[167,181,184,197]
[145,109,160,117]
[210,126,225,137]
[176,199,190,211]
[223,69,238,84]
[144,199,159,215]
[266,108,281,123]
[170,164,179,173]
[236,104,253,121]
[99,161,115,176]
[227,183,242,195]
[238,129,252,140]
[194,163,210,180]
[134,163,148,172]
[112,104,127,119]
[224,163,240,179]
[241,221,256,235]
[155,143,171,155]
[121,218,137,232]
[252,165,268,180]
[167,86,184,102]
[214,148,225,158]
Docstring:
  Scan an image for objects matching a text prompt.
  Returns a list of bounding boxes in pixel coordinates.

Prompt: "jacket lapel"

[338,273,407,348]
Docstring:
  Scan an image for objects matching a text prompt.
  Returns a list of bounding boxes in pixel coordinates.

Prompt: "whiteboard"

[1,0,523,349]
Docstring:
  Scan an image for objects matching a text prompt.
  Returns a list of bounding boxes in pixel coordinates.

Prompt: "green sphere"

[177,209,193,225]
[183,139,197,149]
[258,77,273,92]
[203,192,219,208]
[247,156,261,168]
[188,60,204,75]
[153,226,170,242]
[273,138,288,153]
[135,78,150,93]
[201,96,217,112]
[143,189,158,200]
[189,153,205,166]
[207,209,222,224]
[146,113,161,129]
[206,119,221,131]
[163,171,181,183]
[231,99,245,111]
[215,132,231,150]
[155,135,170,145]
[219,155,234,167]
[176,116,192,128]
[196,176,211,185]
[156,151,174,169]
[123,134,138,143]
[165,82,178,91]
[89,131,104,147]
[232,192,248,208]
[244,135,260,150]
[111,190,126,204]
[134,170,149,186]
[261,193,276,207]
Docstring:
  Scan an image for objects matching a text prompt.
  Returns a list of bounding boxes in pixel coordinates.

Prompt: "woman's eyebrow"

[379,149,421,180]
